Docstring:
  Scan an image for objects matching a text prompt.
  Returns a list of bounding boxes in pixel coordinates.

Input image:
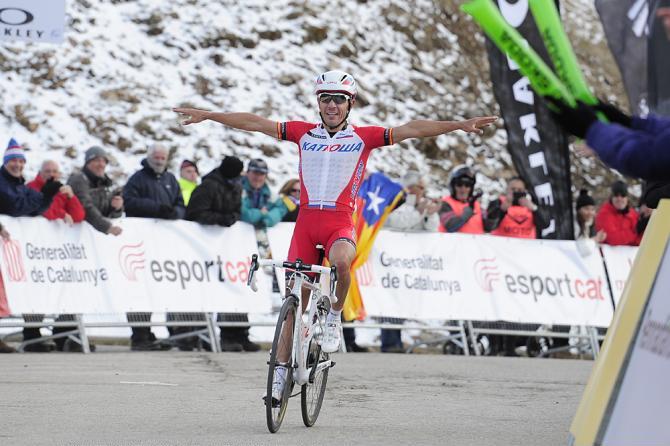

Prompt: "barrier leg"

[460,321,470,356]
[467,320,481,356]
[76,314,91,354]
[589,326,600,358]
[206,313,220,353]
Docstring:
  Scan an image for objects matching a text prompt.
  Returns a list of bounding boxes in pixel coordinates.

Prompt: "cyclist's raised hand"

[459,116,498,135]
[173,107,210,125]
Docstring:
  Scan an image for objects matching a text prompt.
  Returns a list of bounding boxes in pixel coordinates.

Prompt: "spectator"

[0,139,62,352]
[217,158,288,352]
[185,155,246,351]
[438,165,485,234]
[387,170,440,232]
[68,146,123,236]
[485,176,544,238]
[123,144,185,351]
[178,159,200,206]
[379,170,440,353]
[574,189,607,242]
[27,160,85,225]
[278,179,300,222]
[548,99,670,181]
[484,176,545,356]
[26,160,88,352]
[241,158,287,228]
[595,180,641,246]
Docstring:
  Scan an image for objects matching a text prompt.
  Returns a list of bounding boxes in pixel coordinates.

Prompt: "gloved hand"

[41,179,63,199]
[157,204,177,219]
[468,190,483,208]
[594,101,632,127]
[546,98,598,139]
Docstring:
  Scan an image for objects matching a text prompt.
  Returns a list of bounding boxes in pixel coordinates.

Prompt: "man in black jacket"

[123,144,185,351]
[185,156,250,351]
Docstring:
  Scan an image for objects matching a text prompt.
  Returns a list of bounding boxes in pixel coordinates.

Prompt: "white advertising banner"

[0,0,65,43]
[602,241,670,445]
[0,217,270,314]
[358,231,614,326]
[601,245,638,306]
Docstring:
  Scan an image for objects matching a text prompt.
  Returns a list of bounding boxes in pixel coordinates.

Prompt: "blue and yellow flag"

[344,172,404,321]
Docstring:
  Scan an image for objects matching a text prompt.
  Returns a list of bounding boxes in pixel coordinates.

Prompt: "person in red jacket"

[26,160,88,352]
[595,180,641,246]
[27,160,85,225]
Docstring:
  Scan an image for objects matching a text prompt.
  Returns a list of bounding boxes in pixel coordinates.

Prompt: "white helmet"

[314,70,357,99]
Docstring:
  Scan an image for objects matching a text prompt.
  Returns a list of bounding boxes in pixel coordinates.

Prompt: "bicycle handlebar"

[247,254,338,298]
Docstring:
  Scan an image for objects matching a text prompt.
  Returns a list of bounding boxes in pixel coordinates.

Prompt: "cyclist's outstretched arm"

[173,107,277,138]
[393,116,497,144]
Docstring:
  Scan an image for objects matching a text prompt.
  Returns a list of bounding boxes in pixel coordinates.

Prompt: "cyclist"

[174,70,497,355]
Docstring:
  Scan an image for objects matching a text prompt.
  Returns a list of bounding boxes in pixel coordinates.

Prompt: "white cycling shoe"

[321,320,341,353]
[264,366,287,407]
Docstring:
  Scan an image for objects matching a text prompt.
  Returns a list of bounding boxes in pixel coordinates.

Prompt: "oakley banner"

[648,0,670,115]
[0,0,65,43]
[485,0,573,240]
[0,217,270,314]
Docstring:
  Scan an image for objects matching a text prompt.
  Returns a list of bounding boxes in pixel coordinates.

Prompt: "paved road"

[0,351,591,445]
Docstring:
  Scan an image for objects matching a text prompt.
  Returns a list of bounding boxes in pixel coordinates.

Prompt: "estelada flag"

[343,172,404,321]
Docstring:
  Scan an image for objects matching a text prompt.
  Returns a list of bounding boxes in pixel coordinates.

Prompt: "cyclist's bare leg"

[327,240,356,312]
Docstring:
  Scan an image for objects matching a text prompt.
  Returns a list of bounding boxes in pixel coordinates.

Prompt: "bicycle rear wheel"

[266,295,297,433]
[301,296,331,427]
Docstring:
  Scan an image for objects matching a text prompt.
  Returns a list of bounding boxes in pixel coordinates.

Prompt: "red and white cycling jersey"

[277,121,394,212]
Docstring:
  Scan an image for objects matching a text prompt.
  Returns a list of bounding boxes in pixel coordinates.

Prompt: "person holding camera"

[68,146,124,236]
[485,176,543,239]
[439,165,485,234]
[386,170,440,232]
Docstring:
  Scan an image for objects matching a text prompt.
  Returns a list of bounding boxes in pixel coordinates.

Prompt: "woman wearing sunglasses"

[278,178,300,222]
[175,70,496,354]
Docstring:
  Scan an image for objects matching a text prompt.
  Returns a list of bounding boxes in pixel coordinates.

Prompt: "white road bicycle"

[247,250,338,433]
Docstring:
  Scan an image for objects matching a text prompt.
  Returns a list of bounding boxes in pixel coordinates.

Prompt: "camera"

[512,191,526,206]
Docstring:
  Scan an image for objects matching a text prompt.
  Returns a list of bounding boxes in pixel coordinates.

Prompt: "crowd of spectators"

[0,136,653,354]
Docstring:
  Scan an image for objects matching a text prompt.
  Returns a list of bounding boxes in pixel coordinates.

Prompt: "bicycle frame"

[248,255,338,386]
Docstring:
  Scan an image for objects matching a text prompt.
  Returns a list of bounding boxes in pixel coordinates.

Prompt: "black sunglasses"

[290,188,300,193]
[318,93,349,105]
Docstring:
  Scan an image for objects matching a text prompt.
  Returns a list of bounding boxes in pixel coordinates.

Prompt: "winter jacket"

[178,177,198,206]
[386,193,439,232]
[280,194,300,222]
[123,159,185,219]
[586,114,670,181]
[185,167,242,227]
[595,201,640,246]
[240,177,287,228]
[0,166,53,217]
[68,167,123,233]
[438,196,484,234]
[27,174,85,222]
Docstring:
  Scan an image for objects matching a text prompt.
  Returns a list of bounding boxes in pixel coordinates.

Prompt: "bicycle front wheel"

[301,296,331,427]
[266,295,298,433]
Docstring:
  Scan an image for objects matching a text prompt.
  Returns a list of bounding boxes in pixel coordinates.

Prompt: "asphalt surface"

[0,350,591,446]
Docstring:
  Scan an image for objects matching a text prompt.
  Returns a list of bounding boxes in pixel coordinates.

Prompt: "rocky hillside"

[0,0,636,203]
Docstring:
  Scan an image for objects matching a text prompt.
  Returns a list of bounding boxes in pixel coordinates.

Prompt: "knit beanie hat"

[4,138,26,164]
[219,156,244,179]
[180,159,199,174]
[611,180,628,196]
[84,146,109,164]
[575,189,595,210]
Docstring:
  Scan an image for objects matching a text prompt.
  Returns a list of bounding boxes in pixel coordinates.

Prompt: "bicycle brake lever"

[247,254,259,289]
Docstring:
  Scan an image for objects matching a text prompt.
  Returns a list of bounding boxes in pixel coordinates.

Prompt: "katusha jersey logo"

[473,258,500,292]
[2,239,26,282]
[118,242,146,281]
